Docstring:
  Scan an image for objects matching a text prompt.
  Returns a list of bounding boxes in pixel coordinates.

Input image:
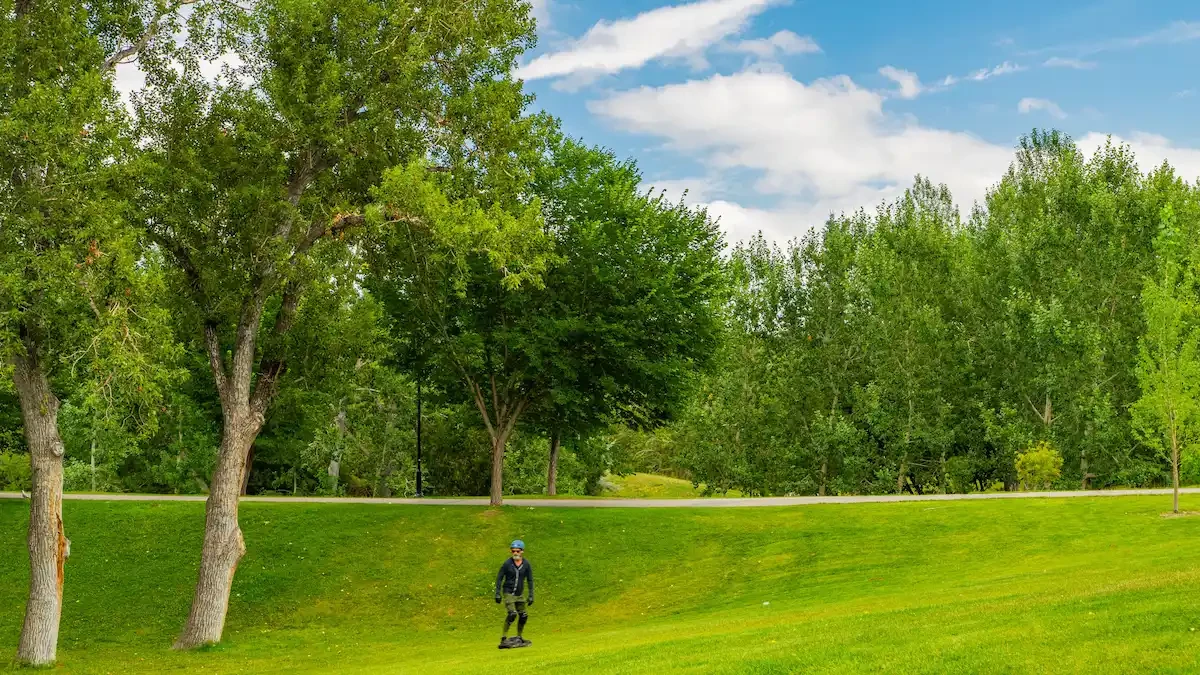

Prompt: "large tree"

[373,139,725,504]
[524,141,727,495]
[1134,197,1200,514]
[0,1,179,664]
[132,0,542,648]
[978,132,1164,488]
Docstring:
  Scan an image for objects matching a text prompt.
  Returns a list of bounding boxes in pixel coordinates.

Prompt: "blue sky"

[517,0,1200,245]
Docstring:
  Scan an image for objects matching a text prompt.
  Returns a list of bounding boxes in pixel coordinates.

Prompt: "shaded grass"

[2,495,1200,673]
[510,472,743,499]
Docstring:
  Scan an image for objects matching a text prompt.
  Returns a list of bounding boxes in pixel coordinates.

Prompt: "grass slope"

[509,472,742,499]
[3,496,1200,674]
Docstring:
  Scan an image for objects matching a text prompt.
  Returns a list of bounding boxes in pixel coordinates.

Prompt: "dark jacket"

[495,558,534,599]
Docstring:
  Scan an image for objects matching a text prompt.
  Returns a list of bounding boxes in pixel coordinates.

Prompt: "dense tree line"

[4,0,1199,668]
[1,0,723,663]
[669,132,1200,499]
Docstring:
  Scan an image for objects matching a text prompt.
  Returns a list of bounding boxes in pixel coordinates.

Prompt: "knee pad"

[518,611,528,620]
[507,611,518,621]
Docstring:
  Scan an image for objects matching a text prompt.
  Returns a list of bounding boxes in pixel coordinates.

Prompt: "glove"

[494,596,501,604]
[527,597,534,606]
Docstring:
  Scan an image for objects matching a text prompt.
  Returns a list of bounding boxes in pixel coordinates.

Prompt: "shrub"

[1015,441,1063,490]
[944,456,974,494]
[0,451,31,491]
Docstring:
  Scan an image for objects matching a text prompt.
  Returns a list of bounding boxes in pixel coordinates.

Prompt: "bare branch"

[103,1,202,71]
[204,323,228,401]
[146,229,204,298]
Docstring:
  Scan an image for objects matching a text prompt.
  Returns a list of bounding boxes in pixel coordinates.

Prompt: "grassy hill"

[3,495,1200,673]
[510,472,740,499]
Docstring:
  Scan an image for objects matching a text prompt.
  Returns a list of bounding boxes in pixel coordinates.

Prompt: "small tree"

[1133,202,1200,514]
[134,0,544,648]
[1015,441,1063,491]
[523,140,727,496]
[1,1,178,664]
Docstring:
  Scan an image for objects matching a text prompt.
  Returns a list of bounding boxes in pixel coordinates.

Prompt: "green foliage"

[672,132,1198,498]
[944,456,974,494]
[0,451,31,491]
[3,497,1200,672]
[1132,198,1200,492]
[1015,441,1064,490]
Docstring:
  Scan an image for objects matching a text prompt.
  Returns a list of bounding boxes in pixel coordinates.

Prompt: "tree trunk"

[818,457,828,497]
[1172,425,1180,514]
[547,432,561,496]
[896,455,907,495]
[490,433,506,506]
[467,377,526,508]
[12,350,70,667]
[939,451,947,494]
[174,412,256,649]
[377,458,394,498]
[240,444,255,496]
[90,423,97,493]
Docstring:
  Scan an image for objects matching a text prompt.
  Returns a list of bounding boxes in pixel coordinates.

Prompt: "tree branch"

[468,376,497,438]
[147,229,203,298]
[248,282,304,417]
[204,323,228,402]
[103,1,201,71]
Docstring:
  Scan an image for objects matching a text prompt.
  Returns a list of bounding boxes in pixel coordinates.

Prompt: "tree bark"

[818,457,828,497]
[489,431,508,506]
[12,348,70,667]
[176,316,271,649]
[547,432,561,496]
[240,444,255,496]
[1172,423,1180,514]
[467,375,527,507]
[173,411,256,649]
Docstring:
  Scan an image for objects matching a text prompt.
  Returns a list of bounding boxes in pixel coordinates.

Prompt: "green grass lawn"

[509,472,744,499]
[3,495,1200,674]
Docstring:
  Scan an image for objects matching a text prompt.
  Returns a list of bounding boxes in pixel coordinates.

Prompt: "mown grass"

[509,472,743,499]
[2,495,1200,673]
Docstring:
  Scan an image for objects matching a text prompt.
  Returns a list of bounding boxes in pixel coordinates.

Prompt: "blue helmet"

[510,539,525,550]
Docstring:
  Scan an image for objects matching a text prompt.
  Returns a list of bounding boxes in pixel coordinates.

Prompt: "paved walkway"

[1,488,1197,508]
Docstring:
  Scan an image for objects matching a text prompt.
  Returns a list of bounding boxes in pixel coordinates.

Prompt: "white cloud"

[940,61,1025,88]
[1076,132,1200,183]
[1028,20,1200,57]
[515,0,785,88]
[527,0,552,28]
[1175,89,1196,99]
[727,30,820,58]
[969,61,1024,81]
[1043,57,1096,69]
[1018,97,1067,119]
[878,66,922,99]
[589,69,1015,243]
[642,177,715,205]
[702,200,819,246]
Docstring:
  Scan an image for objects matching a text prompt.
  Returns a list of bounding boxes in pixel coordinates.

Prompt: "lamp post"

[415,377,423,497]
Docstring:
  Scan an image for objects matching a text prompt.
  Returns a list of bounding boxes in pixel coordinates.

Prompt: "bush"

[1015,441,1063,490]
[944,456,974,494]
[1180,450,1200,487]
[0,451,31,491]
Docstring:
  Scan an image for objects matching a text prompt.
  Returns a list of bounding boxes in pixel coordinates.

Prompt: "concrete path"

[1,488,1197,508]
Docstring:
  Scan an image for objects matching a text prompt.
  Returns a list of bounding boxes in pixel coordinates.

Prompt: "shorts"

[503,594,527,613]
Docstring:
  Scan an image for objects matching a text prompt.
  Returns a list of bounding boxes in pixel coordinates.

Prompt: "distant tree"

[1133,200,1200,514]
[1015,441,1063,490]
[0,0,178,664]
[524,141,727,495]
[134,0,543,648]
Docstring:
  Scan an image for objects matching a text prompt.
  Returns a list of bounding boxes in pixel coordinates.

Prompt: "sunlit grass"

[3,495,1199,673]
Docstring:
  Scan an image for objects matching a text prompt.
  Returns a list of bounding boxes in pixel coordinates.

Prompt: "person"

[494,539,534,648]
